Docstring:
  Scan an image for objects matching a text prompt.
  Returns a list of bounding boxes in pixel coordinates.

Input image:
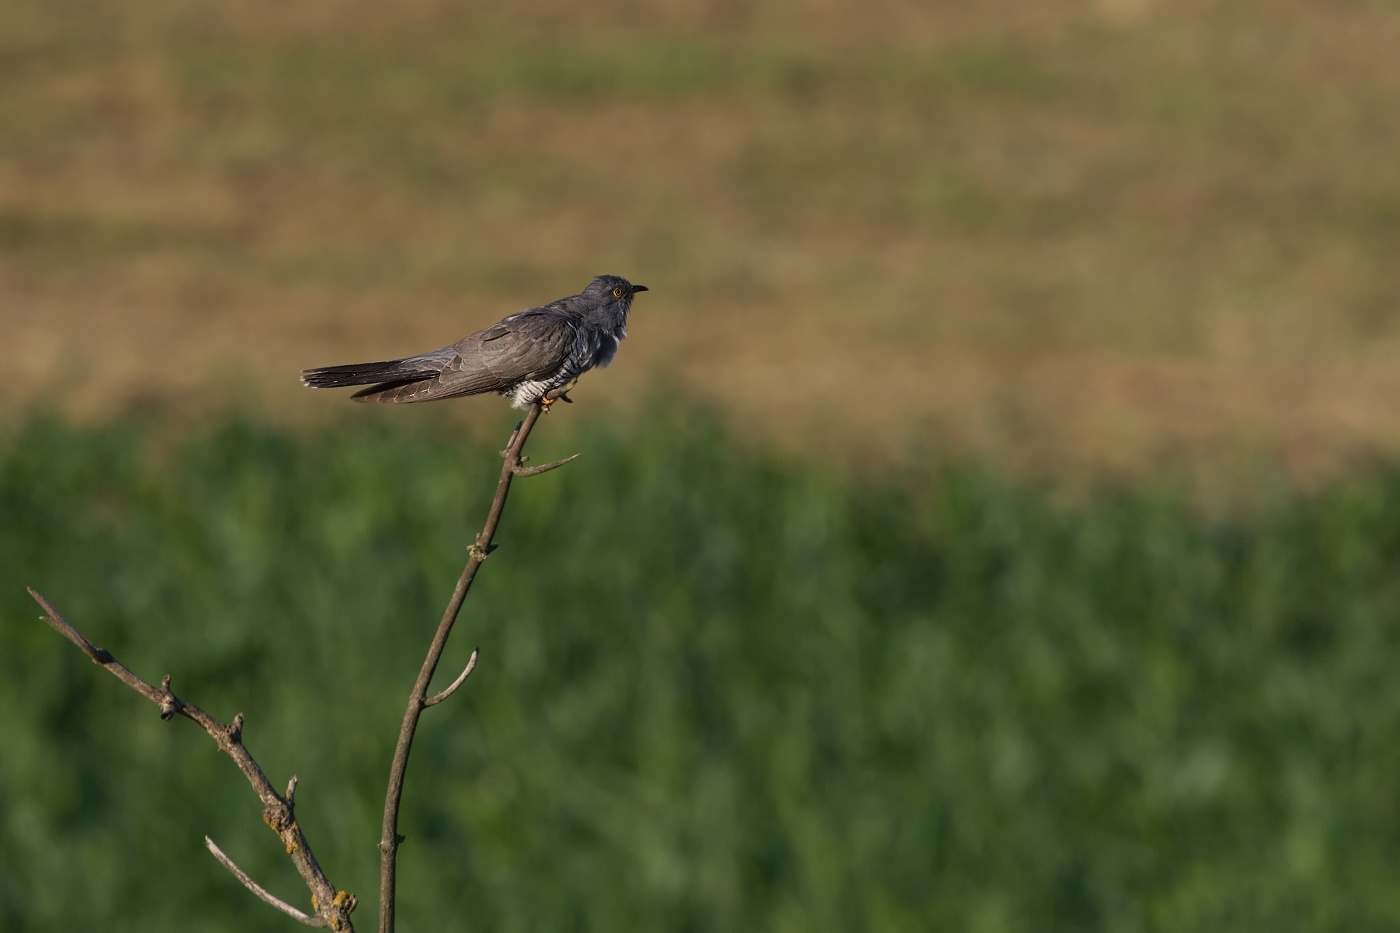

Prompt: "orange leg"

[540,380,578,412]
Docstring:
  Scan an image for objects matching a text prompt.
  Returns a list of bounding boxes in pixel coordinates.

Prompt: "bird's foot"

[539,390,574,413]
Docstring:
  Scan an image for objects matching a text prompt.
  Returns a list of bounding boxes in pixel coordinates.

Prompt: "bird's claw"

[538,391,573,413]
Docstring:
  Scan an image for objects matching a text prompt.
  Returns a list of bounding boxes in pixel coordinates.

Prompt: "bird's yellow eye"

[612,286,626,298]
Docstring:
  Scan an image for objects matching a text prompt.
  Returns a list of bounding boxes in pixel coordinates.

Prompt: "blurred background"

[4,1,1400,930]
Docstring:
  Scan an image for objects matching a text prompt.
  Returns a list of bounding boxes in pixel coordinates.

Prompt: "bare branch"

[205,837,328,928]
[379,401,575,931]
[28,588,357,932]
[423,649,479,708]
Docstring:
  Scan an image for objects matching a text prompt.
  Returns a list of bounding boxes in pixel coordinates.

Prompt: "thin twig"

[378,402,574,932]
[424,648,479,708]
[28,588,357,932]
[205,837,328,928]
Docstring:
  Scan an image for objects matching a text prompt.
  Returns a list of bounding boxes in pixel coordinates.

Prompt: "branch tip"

[424,648,480,708]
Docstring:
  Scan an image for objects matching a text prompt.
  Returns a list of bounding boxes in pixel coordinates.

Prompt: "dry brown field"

[4,0,1399,477]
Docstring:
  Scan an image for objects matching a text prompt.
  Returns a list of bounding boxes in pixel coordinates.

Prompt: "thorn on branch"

[157,674,180,720]
[512,452,579,477]
[229,712,245,743]
[286,775,299,805]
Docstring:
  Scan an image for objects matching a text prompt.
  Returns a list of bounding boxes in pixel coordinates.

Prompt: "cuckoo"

[301,275,647,410]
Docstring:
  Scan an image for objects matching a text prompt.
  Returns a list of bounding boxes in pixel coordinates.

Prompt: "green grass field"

[5,405,1400,930]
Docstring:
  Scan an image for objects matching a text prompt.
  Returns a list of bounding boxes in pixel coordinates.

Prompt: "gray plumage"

[301,275,647,408]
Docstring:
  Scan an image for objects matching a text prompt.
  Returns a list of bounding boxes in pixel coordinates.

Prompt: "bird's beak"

[631,284,649,293]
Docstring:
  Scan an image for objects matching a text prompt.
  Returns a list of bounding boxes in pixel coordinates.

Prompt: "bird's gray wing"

[352,310,576,404]
[435,310,578,393]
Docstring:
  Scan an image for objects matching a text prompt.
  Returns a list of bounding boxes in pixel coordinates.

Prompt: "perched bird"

[301,275,647,410]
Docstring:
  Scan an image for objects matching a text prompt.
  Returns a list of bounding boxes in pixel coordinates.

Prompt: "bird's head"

[584,274,648,309]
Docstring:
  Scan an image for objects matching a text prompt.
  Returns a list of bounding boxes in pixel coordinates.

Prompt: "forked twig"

[27,588,357,931]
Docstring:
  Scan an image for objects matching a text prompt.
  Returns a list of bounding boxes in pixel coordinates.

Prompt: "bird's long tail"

[301,359,434,389]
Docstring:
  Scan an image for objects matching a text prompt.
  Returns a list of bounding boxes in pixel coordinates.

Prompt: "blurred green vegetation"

[5,403,1400,931]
